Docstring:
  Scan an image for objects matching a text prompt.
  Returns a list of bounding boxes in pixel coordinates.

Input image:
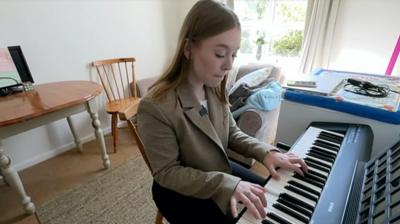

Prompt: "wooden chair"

[92,58,140,153]
[119,108,164,224]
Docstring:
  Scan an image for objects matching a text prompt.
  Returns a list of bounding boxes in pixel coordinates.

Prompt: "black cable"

[343,78,399,98]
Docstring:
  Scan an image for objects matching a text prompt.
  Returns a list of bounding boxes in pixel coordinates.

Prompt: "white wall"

[161,0,197,58]
[329,0,400,76]
[1,0,398,171]
[0,0,183,170]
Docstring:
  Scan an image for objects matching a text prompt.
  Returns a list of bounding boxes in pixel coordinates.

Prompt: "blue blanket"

[232,81,283,119]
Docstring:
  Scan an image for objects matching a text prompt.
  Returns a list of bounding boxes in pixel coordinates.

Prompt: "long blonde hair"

[149,0,240,104]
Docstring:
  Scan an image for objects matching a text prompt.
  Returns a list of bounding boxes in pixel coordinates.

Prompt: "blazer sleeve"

[137,99,240,213]
[227,110,279,163]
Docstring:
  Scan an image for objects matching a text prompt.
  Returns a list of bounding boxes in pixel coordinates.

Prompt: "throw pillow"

[228,66,274,95]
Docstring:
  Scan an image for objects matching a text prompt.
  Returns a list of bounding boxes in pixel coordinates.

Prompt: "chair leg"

[155,210,163,224]
[111,113,118,153]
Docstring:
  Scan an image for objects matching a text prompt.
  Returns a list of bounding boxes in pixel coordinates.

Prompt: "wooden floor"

[0,127,138,224]
[0,127,270,224]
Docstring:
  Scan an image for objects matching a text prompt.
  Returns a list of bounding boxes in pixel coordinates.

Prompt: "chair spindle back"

[92,58,137,102]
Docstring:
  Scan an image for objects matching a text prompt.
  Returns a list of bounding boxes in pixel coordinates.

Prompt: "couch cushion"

[228,66,275,96]
[135,76,158,97]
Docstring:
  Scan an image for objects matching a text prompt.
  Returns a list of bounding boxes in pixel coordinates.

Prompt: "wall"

[161,0,197,59]
[1,0,398,170]
[329,0,400,75]
[0,0,181,170]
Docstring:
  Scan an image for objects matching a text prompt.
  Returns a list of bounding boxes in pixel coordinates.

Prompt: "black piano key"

[291,173,325,189]
[307,168,327,180]
[307,151,335,164]
[285,185,319,202]
[305,160,331,173]
[273,203,308,223]
[305,157,332,170]
[288,180,320,197]
[320,130,344,141]
[277,197,313,218]
[281,193,314,212]
[262,219,275,224]
[267,212,293,224]
[309,148,337,161]
[311,146,337,157]
[293,174,325,189]
[314,140,340,152]
[318,132,343,144]
[317,135,342,145]
[304,172,327,185]
[317,135,342,144]
[313,139,340,152]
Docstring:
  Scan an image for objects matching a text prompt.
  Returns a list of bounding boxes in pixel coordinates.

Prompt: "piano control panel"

[356,140,400,224]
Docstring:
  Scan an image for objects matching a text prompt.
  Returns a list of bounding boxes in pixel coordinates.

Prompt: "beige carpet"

[36,156,157,224]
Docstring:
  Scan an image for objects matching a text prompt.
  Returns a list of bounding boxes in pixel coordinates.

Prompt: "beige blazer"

[137,81,276,213]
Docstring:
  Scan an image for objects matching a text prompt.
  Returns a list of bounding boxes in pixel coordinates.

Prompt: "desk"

[277,69,400,158]
[0,81,111,214]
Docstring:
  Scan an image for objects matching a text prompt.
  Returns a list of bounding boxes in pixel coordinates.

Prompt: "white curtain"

[299,0,341,74]
[218,0,234,9]
[226,0,234,9]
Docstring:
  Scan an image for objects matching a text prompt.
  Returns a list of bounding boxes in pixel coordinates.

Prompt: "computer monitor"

[7,46,34,83]
[0,46,34,95]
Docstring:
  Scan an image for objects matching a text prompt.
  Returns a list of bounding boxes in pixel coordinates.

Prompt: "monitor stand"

[0,84,24,97]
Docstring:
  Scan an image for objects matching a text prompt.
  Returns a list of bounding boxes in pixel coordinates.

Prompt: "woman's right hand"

[230,181,267,219]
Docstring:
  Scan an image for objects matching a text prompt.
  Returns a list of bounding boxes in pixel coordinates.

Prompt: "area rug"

[36,156,157,224]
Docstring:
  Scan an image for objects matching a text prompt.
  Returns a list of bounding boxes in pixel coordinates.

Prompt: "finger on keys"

[266,164,280,180]
[250,187,267,207]
[299,158,308,173]
[251,183,267,192]
[247,192,266,218]
[241,193,262,219]
[290,163,304,176]
[230,197,238,218]
[289,157,308,174]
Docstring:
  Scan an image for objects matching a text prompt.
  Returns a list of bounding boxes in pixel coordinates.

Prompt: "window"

[234,0,307,74]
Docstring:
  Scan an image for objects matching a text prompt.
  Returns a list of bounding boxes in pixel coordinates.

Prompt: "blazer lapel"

[177,83,224,150]
[206,87,226,145]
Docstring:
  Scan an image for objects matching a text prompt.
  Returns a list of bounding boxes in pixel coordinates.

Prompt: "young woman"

[137,1,308,223]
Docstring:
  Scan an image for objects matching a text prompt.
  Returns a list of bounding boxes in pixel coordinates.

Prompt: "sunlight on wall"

[393,61,400,77]
[331,48,388,75]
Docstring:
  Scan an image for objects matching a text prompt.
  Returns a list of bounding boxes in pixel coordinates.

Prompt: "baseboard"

[14,127,112,171]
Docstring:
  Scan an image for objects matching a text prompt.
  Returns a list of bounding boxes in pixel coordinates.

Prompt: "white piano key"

[278,171,323,194]
[287,177,322,195]
[237,215,257,224]
[264,218,280,224]
[267,193,309,224]
[316,138,341,147]
[266,177,316,208]
[307,155,333,167]
[237,126,346,224]
[311,145,338,155]
[273,201,310,223]
[307,166,329,177]
[319,129,345,137]
[240,209,262,224]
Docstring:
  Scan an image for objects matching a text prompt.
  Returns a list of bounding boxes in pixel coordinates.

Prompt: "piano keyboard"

[238,126,345,224]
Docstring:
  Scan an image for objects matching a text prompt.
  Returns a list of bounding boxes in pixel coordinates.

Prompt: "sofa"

[135,63,285,167]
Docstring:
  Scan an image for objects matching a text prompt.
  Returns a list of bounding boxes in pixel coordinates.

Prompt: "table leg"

[85,100,111,169]
[0,141,35,214]
[67,116,83,153]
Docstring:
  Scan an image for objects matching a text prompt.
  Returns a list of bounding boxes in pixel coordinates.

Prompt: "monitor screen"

[0,46,34,90]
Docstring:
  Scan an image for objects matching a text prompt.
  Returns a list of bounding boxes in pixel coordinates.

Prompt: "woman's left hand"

[262,151,308,180]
